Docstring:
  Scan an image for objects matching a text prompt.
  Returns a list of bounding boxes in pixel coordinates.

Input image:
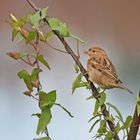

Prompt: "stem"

[55,103,74,118]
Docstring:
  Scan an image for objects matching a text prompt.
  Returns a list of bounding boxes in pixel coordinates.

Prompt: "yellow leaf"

[10,13,18,22]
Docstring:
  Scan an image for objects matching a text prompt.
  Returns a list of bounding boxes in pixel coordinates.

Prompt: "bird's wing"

[103,56,118,77]
[89,56,121,82]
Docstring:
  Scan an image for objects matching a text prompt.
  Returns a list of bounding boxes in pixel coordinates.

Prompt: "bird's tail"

[118,83,133,95]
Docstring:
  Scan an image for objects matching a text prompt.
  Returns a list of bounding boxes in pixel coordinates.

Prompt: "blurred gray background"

[0,0,140,139]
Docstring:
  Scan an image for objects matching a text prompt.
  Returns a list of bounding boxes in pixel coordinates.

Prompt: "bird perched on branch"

[84,47,133,94]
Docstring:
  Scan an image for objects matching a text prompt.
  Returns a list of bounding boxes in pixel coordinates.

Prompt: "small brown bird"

[84,47,133,94]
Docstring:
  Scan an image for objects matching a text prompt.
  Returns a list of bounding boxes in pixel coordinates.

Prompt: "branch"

[25,0,119,139]
[26,0,39,11]
[128,92,140,140]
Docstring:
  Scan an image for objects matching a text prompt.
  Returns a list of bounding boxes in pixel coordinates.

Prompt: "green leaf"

[40,30,54,43]
[115,122,120,134]
[35,137,49,140]
[48,18,70,37]
[29,8,48,30]
[72,73,87,93]
[89,119,100,133]
[40,7,48,19]
[106,102,123,122]
[86,95,94,100]
[39,90,56,109]
[26,31,36,43]
[98,120,107,134]
[93,100,100,116]
[104,131,114,140]
[46,31,54,42]
[31,68,42,81]
[17,70,33,91]
[16,32,24,42]
[36,107,52,135]
[30,11,41,29]
[74,63,79,73]
[73,82,87,93]
[20,16,28,26]
[45,90,57,107]
[70,34,85,44]
[86,88,100,100]
[88,114,101,123]
[32,113,41,118]
[17,69,30,79]
[12,29,18,41]
[37,55,50,70]
[39,91,48,109]
[99,92,106,106]
[120,116,132,130]
[58,22,70,37]
[48,18,60,30]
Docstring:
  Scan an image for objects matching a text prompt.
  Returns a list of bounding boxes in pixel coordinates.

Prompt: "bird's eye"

[92,50,95,53]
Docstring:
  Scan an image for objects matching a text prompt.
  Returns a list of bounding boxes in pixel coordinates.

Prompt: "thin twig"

[76,40,80,59]
[31,95,39,100]
[20,57,35,66]
[34,32,41,91]
[46,42,68,54]
[27,54,31,64]
[55,103,74,117]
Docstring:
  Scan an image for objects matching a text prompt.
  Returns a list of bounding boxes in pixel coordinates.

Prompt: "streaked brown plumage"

[84,47,133,94]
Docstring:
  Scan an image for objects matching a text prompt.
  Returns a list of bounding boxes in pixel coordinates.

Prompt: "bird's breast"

[87,65,103,84]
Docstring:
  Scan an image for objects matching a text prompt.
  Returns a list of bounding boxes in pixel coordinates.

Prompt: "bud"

[23,90,32,97]
[7,52,20,60]
[31,79,39,88]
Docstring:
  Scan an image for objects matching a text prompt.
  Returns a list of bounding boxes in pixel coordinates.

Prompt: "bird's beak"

[84,51,88,55]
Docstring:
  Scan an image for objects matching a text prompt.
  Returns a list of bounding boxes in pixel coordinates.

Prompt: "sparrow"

[84,47,133,94]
